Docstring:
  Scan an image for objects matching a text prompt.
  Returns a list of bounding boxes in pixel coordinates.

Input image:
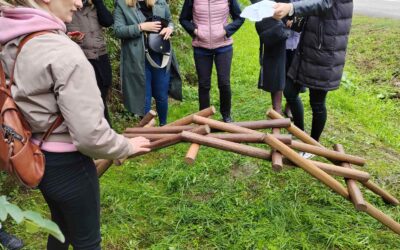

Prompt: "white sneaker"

[299,152,315,159]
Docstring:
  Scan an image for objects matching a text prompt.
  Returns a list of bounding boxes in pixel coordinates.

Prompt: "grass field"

[2,15,400,249]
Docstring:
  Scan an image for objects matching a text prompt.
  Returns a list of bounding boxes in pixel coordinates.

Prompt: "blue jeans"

[144,52,170,126]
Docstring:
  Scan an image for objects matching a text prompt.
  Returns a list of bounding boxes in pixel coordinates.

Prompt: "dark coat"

[114,0,182,116]
[255,17,290,92]
[288,0,354,91]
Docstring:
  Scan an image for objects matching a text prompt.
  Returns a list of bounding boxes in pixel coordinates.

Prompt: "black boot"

[222,114,233,123]
[0,228,24,250]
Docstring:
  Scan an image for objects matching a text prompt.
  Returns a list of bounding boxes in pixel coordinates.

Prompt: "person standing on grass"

[114,0,182,126]
[273,0,354,147]
[66,0,114,125]
[0,0,150,248]
[179,0,245,123]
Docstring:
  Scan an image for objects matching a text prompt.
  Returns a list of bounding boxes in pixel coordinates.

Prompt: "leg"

[215,49,233,121]
[309,89,328,141]
[151,60,171,126]
[283,78,304,130]
[144,60,153,114]
[271,91,283,114]
[194,52,214,111]
[39,152,101,250]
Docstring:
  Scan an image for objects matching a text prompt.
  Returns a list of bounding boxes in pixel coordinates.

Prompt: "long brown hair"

[125,0,155,8]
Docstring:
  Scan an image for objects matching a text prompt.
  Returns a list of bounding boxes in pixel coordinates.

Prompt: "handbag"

[144,16,171,69]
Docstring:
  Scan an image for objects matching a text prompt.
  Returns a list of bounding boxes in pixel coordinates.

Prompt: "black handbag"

[144,16,171,68]
[290,16,307,33]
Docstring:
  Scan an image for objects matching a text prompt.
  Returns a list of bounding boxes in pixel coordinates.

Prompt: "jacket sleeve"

[224,0,245,38]
[293,0,333,16]
[93,0,114,27]
[54,40,134,159]
[179,0,196,37]
[113,2,141,39]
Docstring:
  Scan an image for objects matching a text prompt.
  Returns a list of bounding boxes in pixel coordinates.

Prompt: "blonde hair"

[0,0,42,9]
[125,0,155,8]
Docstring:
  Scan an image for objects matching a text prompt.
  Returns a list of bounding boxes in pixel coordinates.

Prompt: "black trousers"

[89,54,112,126]
[39,151,101,250]
[284,78,328,141]
[193,49,233,118]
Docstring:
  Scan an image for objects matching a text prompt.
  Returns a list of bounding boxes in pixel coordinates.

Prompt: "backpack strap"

[9,31,64,146]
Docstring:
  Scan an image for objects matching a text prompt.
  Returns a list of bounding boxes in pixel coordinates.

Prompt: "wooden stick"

[181,131,271,160]
[185,143,200,165]
[271,128,283,172]
[124,125,196,134]
[231,119,291,129]
[290,141,366,166]
[165,106,216,127]
[96,158,114,178]
[334,144,367,211]
[267,108,399,205]
[143,118,156,127]
[137,110,157,127]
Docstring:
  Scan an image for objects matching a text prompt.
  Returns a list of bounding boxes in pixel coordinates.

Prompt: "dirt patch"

[230,161,259,180]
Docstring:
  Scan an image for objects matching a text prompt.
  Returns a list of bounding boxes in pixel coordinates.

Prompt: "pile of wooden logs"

[95,106,400,235]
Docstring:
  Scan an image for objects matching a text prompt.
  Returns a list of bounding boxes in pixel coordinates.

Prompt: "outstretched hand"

[159,27,173,40]
[129,136,151,155]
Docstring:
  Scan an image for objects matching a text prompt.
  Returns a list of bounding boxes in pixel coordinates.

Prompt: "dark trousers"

[193,49,233,118]
[144,52,170,126]
[89,54,112,126]
[284,78,328,141]
[39,151,101,250]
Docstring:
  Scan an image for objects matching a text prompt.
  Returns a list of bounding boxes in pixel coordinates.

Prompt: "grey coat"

[114,0,182,115]
[287,0,354,91]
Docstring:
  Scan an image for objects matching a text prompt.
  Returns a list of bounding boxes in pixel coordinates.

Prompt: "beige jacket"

[0,31,133,159]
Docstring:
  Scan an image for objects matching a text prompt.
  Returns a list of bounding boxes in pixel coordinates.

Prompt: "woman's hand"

[286,20,293,28]
[273,3,293,20]
[159,27,173,40]
[139,21,162,33]
[128,136,151,155]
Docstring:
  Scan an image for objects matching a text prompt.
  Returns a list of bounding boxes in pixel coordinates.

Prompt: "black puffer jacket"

[287,0,353,91]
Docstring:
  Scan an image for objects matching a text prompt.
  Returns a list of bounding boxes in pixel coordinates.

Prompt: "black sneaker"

[222,116,233,123]
[0,229,24,250]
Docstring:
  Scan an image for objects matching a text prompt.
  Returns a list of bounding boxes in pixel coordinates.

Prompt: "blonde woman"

[114,0,182,126]
[0,0,150,248]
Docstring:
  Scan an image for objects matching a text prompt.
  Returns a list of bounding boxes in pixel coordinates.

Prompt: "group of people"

[0,0,352,249]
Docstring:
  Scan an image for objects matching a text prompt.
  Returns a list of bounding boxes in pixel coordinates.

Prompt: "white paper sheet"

[240,0,275,22]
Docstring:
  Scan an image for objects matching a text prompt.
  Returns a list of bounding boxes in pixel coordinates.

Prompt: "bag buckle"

[2,125,24,142]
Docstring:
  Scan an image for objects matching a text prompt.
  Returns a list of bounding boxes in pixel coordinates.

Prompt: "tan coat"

[0,31,133,159]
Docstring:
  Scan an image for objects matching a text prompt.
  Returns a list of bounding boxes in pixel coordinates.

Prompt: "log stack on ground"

[96,106,400,235]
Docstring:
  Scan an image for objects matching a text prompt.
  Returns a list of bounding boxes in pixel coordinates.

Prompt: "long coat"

[114,0,182,115]
[255,17,290,92]
[288,0,353,91]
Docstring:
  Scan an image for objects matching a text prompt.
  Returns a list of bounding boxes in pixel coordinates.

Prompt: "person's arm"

[92,0,114,27]
[113,1,141,39]
[224,0,245,37]
[273,0,333,20]
[179,0,196,37]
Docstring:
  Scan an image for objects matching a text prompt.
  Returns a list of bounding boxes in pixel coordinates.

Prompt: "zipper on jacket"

[318,22,323,49]
[208,0,212,48]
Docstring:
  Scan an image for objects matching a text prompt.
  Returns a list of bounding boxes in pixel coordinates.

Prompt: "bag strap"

[145,49,171,69]
[9,31,64,145]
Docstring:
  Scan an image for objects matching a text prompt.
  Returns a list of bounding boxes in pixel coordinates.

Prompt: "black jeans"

[39,151,101,250]
[284,78,328,141]
[89,54,112,126]
[193,49,233,118]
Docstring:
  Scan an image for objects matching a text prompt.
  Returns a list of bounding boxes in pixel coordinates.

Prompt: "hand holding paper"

[240,0,275,22]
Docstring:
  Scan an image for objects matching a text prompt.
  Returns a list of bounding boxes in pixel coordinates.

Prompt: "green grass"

[2,15,400,249]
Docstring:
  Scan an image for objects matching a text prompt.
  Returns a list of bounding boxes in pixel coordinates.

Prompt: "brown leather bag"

[0,32,63,188]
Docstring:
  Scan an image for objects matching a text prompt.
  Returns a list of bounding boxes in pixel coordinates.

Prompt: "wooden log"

[334,144,367,211]
[144,118,156,127]
[271,128,283,172]
[181,131,272,160]
[96,159,114,178]
[165,106,216,127]
[266,108,323,147]
[137,110,157,127]
[231,119,291,129]
[282,158,371,182]
[290,141,366,166]
[266,108,399,205]
[124,125,196,134]
[185,143,200,165]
